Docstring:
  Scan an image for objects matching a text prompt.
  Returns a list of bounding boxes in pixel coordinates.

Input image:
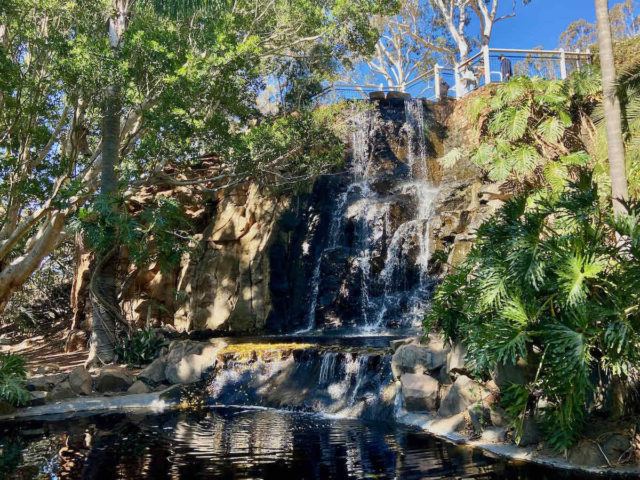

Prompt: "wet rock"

[438,375,488,417]
[401,373,439,411]
[481,426,507,443]
[467,403,491,432]
[49,380,77,401]
[392,342,449,379]
[95,366,134,393]
[139,357,167,384]
[68,366,93,396]
[128,380,151,395]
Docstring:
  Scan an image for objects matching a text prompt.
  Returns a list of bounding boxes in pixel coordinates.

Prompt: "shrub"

[115,327,169,367]
[0,354,31,406]
[425,173,640,451]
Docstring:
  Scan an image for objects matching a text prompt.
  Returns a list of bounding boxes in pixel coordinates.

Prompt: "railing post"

[483,45,491,85]
[559,48,567,79]
[454,64,461,99]
[434,64,441,100]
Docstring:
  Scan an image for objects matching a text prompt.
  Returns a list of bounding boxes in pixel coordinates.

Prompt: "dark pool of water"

[0,407,612,480]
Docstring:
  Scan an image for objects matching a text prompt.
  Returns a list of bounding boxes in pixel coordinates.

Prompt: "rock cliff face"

[72,96,502,335]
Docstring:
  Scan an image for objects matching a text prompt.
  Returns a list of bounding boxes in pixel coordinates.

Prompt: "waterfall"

[318,352,338,385]
[301,98,437,332]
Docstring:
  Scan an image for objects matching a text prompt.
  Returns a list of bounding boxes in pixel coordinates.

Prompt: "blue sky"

[490,0,635,49]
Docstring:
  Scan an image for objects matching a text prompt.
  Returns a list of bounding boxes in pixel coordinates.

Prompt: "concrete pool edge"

[0,385,184,422]
[397,411,640,477]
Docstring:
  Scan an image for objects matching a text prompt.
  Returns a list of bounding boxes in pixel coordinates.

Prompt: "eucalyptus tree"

[429,0,531,64]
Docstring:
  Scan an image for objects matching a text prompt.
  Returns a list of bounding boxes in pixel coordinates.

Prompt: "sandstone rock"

[481,426,507,443]
[446,342,467,374]
[26,373,67,392]
[491,358,534,389]
[602,434,631,462]
[438,375,488,417]
[49,380,77,401]
[390,338,413,352]
[569,441,606,467]
[128,380,151,394]
[35,364,60,375]
[467,403,491,432]
[401,374,439,411]
[391,342,449,379]
[489,405,511,427]
[68,366,92,395]
[64,329,88,353]
[95,366,134,393]
[139,357,167,384]
[27,391,48,407]
[165,341,224,384]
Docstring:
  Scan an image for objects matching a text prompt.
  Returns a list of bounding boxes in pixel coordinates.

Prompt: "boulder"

[438,375,488,417]
[391,342,449,379]
[400,374,439,411]
[128,380,151,395]
[489,405,511,427]
[68,366,93,396]
[491,358,533,389]
[517,416,541,447]
[95,366,134,393]
[481,426,507,443]
[165,341,224,385]
[25,373,67,392]
[569,441,606,467]
[390,338,413,352]
[26,391,48,407]
[49,380,77,401]
[139,358,167,384]
[446,342,467,374]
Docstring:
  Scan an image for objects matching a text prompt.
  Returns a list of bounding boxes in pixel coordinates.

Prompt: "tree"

[346,0,451,91]
[595,0,629,212]
[0,0,396,349]
[430,0,530,64]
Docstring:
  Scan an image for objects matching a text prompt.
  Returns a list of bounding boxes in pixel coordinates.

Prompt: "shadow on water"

[0,407,621,480]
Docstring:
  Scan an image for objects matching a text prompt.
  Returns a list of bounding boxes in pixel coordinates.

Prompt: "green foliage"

[115,327,169,366]
[425,173,640,451]
[461,72,602,191]
[74,195,192,271]
[0,354,31,406]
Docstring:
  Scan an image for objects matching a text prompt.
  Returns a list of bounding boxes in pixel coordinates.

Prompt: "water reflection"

[1,408,603,479]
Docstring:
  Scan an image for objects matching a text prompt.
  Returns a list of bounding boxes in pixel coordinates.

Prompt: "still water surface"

[0,407,606,479]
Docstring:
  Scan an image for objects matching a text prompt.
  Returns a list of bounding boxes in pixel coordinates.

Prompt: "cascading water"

[300,98,438,332]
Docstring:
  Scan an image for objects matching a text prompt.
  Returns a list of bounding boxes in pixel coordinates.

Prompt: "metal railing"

[317,46,593,104]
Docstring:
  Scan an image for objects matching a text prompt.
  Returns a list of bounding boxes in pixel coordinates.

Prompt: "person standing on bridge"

[499,55,513,81]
